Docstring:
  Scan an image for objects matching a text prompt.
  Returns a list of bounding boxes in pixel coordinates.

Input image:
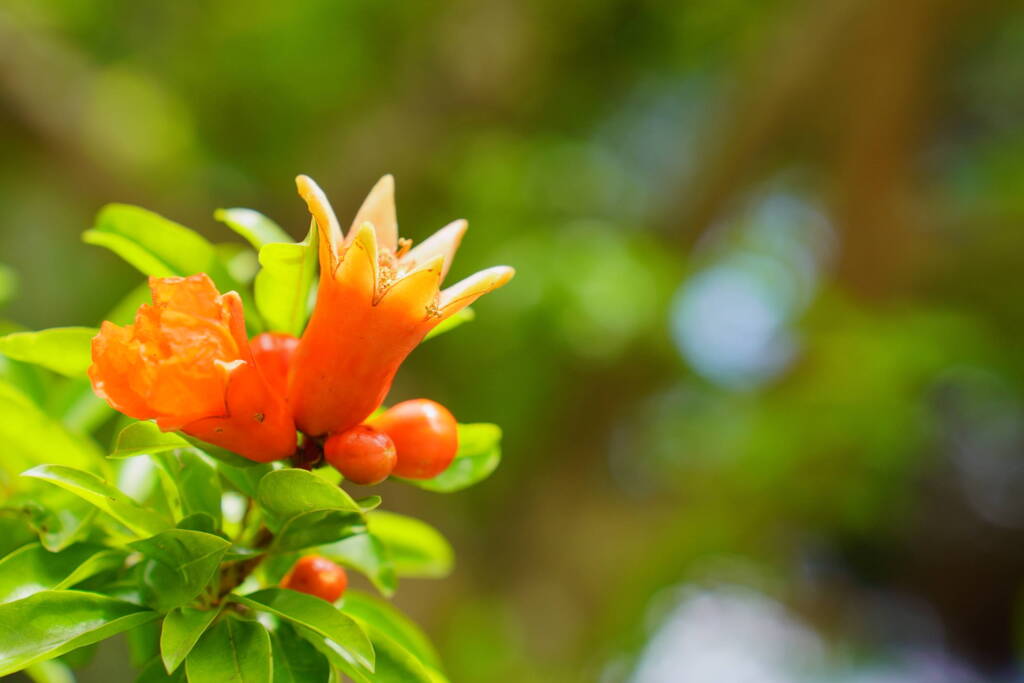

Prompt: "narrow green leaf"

[0,542,125,604]
[423,307,474,341]
[367,512,453,579]
[161,604,222,674]
[270,622,330,683]
[111,421,189,458]
[0,327,96,378]
[85,204,217,278]
[401,423,502,493]
[341,591,440,669]
[129,530,230,611]
[0,590,157,676]
[215,208,293,249]
[257,469,363,522]
[253,220,318,336]
[319,534,396,597]
[232,588,373,672]
[22,464,171,537]
[185,615,272,683]
[273,509,365,554]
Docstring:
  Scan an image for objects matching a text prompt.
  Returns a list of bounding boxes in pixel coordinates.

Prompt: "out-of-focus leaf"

[0,542,125,604]
[136,656,185,682]
[24,658,75,683]
[341,591,440,669]
[253,220,318,336]
[351,621,433,683]
[22,488,98,552]
[0,264,15,308]
[104,283,151,326]
[367,512,453,579]
[0,590,157,676]
[270,622,330,683]
[23,464,170,537]
[423,308,474,341]
[0,327,96,378]
[233,589,373,672]
[215,208,293,249]
[110,421,189,458]
[0,380,102,482]
[161,604,222,674]
[153,449,222,526]
[129,530,230,611]
[126,619,161,667]
[49,379,114,434]
[185,615,271,683]
[320,534,396,597]
[84,204,217,278]
[401,423,501,493]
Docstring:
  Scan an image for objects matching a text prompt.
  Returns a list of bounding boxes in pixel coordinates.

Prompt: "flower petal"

[296,174,344,272]
[399,219,467,281]
[334,221,378,296]
[349,175,397,252]
[437,266,515,319]
[380,254,445,322]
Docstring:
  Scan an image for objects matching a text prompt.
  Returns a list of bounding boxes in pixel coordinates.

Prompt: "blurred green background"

[2,0,1023,680]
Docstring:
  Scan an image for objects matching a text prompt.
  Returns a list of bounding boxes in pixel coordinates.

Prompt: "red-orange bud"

[324,425,397,485]
[281,555,348,603]
[369,399,458,479]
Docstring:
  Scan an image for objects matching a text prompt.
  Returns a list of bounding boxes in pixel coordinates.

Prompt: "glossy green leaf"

[22,464,171,537]
[22,487,98,551]
[0,327,96,378]
[0,542,125,604]
[341,591,440,669]
[84,204,217,278]
[215,208,293,249]
[320,534,396,597]
[354,621,433,683]
[232,588,373,672]
[137,656,185,682]
[24,658,75,683]
[218,461,276,499]
[253,220,318,336]
[367,512,453,579]
[129,530,230,611]
[185,616,272,683]
[153,449,222,526]
[423,307,474,341]
[273,509,365,553]
[0,380,102,481]
[257,469,363,523]
[270,622,330,683]
[111,421,189,458]
[0,590,157,676]
[160,604,222,674]
[402,423,502,493]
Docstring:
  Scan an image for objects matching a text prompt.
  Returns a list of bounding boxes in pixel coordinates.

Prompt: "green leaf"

[232,588,373,672]
[22,487,98,551]
[0,542,125,604]
[353,622,433,683]
[153,449,222,526]
[0,327,97,378]
[253,220,318,336]
[22,464,171,537]
[319,534,396,597]
[273,509,365,554]
[161,604,223,674]
[257,469,363,522]
[0,590,157,676]
[367,512,453,579]
[0,380,102,482]
[84,204,217,278]
[341,591,440,669]
[137,656,186,682]
[402,423,502,493]
[215,208,293,249]
[129,530,230,611]
[185,615,272,683]
[50,378,114,433]
[218,461,276,499]
[270,622,330,683]
[423,307,474,341]
[24,658,75,683]
[111,421,189,458]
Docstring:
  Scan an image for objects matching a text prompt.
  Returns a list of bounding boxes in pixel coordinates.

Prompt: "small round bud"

[369,399,458,479]
[324,425,397,485]
[281,555,348,602]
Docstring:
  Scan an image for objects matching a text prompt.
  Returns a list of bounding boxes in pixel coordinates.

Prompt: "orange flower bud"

[89,274,296,462]
[281,555,348,603]
[288,176,515,436]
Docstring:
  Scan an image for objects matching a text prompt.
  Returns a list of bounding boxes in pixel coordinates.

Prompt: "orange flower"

[288,175,514,437]
[90,274,297,462]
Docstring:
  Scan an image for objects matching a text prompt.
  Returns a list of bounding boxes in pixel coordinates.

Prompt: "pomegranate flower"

[288,175,514,437]
[90,274,296,462]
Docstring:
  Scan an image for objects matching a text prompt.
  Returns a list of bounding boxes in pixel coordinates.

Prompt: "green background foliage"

[1,0,1024,680]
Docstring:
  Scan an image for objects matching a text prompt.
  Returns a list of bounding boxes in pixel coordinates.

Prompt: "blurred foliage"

[2,0,1024,680]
